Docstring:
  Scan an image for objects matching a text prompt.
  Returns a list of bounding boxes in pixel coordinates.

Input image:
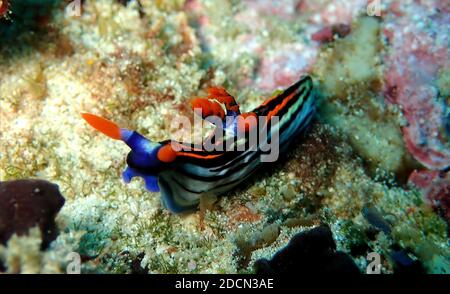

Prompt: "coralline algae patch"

[0,0,449,274]
[382,0,450,171]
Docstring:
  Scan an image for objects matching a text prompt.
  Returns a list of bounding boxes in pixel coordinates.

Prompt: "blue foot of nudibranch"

[122,167,160,192]
[122,166,134,183]
[143,175,159,192]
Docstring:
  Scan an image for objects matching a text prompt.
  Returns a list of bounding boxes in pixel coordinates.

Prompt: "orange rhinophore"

[190,86,241,120]
[207,87,240,113]
[190,97,226,119]
[81,112,122,140]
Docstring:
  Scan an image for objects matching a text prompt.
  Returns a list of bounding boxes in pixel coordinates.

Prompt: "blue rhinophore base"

[122,166,160,192]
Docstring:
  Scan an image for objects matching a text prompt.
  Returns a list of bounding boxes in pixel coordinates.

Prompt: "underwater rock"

[130,252,149,274]
[0,179,65,249]
[254,225,360,274]
[390,247,426,275]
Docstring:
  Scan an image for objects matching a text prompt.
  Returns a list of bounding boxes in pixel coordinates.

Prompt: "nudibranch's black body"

[82,76,315,213]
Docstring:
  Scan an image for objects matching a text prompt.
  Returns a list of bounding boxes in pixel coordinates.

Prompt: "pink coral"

[383,0,450,226]
[383,1,450,171]
[240,0,365,92]
[254,44,317,91]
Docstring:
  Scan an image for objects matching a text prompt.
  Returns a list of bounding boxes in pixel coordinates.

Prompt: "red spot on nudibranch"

[81,113,122,140]
[157,144,177,163]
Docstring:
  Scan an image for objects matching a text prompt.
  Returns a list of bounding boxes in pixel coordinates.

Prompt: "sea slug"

[82,76,315,213]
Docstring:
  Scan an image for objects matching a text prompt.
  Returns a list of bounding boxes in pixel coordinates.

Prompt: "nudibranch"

[82,76,315,213]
